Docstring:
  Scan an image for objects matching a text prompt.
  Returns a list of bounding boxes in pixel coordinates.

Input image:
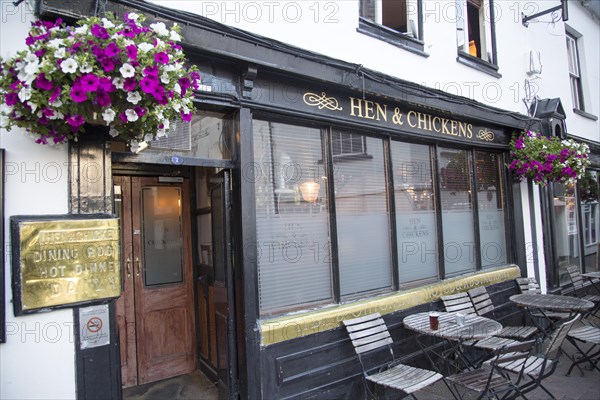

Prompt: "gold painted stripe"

[259,265,521,346]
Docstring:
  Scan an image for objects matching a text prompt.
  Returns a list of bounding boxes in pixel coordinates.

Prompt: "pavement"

[122,331,599,400]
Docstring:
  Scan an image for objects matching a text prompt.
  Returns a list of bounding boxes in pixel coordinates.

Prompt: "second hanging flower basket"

[0,12,200,147]
[508,130,590,186]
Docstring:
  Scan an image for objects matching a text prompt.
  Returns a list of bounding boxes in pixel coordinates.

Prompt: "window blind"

[253,121,332,314]
[334,134,392,297]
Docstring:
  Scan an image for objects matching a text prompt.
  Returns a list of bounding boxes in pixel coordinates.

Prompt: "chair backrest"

[343,313,394,358]
[441,292,476,315]
[515,277,541,294]
[542,314,581,358]
[467,286,495,316]
[565,265,585,291]
[490,340,536,368]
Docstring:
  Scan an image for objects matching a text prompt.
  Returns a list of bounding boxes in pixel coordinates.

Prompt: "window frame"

[566,32,585,111]
[358,0,427,57]
[455,0,500,77]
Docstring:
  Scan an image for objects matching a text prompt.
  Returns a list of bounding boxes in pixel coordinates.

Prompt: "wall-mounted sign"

[11,215,122,315]
[79,304,110,349]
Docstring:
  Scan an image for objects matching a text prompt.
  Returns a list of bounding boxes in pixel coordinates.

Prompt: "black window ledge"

[456,51,501,78]
[357,17,428,58]
[573,108,598,121]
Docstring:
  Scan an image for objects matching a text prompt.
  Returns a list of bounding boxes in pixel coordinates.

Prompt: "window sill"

[456,51,501,78]
[357,17,428,58]
[573,108,598,121]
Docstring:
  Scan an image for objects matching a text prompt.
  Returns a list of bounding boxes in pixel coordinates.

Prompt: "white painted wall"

[1,0,76,398]
[150,0,598,142]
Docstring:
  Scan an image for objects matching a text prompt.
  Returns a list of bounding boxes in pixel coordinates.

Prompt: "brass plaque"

[12,216,121,314]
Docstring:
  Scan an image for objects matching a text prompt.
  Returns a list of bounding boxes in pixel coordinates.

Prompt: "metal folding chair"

[343,313,443,399]
[565,319,600,376]
[564,266,600,318]
[468,286,538,340]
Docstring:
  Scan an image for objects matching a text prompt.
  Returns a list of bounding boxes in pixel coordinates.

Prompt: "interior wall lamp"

[299,181,320,203]
[522,0,568,27]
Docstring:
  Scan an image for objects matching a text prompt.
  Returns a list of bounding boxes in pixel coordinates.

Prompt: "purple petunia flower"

[125,44,138,61]
[34,74,53,91]
[178,76,191,90]
[92,45,105,58]
[91,24,109,39]
[100,57,115,72]
[80,73,100,92]
[123,77,137,92]
[5,92,18,106]
[95,90,111,107]
[154,52,169,64]
[38,116,49,126]
[34,49,46,58]
[143,65,159,78]
[49,86,62,102]
[67,114,85,130]
[98,77,116,92]
[140,76,158,94]
[70,85,87,103]
[181,111,192,122]
[119,112,128,123]
[105,42,120,57]
[134,106,146,116]
[42,108,55,118]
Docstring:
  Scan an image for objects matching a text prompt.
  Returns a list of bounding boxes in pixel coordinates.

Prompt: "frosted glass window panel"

[553,182,582,285]
[335,135,392,297]
[142,187,184,286]
[475,152,507,268]
[253,121,332,314]
[438,147,475,276]
[147,110,233,160]
[391,141,438,283]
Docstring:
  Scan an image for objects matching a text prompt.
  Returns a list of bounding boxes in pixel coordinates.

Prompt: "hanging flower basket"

[508,130,590,186]
[0,12,200,147]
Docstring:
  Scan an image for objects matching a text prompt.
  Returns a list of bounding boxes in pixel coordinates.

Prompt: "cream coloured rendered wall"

[0,1,76,398]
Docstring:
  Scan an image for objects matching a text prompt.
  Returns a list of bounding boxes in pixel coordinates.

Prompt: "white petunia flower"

[47,38,64,48]
[120,63,135,78]
[160,72,170,84]
[138,42,154,53]
[126,109,139,122]
[74,25,89,35]
[173,83,181,95]
[170,30,181,42]
[0,115,9,128]
[112,77,124,90]
[102,108,116,124]
[123,39,135,47]
[27,101,38,113]
[127,91,142,104]
[54,47,67,58]
[150,22,169,37]
[144,134,153,142]
[0,104,13,114]
[61,58,78,73]
[18,87,32,102]
[101,18,115,28]
[24,60,40,75]
[79,63,93,73]
[129,140,139,152]
[163,64,176,72]
[128,13,139,21]
[24,52,38,64]
[172,103,181,112]
[156,129,167,138]
[161,119,170,130]
[50,100,63,109]
[17,70,34,85]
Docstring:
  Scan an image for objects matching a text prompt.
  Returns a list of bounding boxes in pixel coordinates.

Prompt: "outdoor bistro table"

[404,312,502,374]
[510,293,594,339]
[581,271,600,293]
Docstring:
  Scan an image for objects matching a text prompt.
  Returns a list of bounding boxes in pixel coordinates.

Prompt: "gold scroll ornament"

[18,218,121,311]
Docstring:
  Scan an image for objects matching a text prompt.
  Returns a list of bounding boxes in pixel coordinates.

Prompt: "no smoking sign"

[79,304,110,349]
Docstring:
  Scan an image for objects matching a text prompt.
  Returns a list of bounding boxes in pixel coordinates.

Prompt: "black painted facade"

[31,1,547,399]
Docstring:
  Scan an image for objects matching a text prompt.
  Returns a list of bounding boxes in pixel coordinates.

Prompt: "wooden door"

[115,176,196,387]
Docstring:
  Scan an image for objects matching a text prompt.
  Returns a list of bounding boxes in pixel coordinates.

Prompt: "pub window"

[438,147,476,276]
[551,181,581,286]
[334,133,393,297]
[566,32,585,111]
[392,141,438,284]
[253,121,333,314]
[456,0,497,65]
[578,170,598,273]
[475,151,507,268]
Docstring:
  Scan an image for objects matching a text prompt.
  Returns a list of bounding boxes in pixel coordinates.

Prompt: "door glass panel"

[142,186,184,286]
[553,181,581,285]
[578,170,598,273]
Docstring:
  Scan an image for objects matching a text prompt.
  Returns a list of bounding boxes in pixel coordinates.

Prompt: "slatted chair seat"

[566,320,600,376]
[343,313,443,399]
[493,315,581,399]
[446,340,537,399]
[468,286,538,340]
[565,266,600,304]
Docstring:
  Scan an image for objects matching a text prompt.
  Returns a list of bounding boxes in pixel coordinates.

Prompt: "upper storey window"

[455,0,499,76]
[359,0,426,56]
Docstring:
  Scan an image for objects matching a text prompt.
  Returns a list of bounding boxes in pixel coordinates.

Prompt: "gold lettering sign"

[13,217,121,313]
